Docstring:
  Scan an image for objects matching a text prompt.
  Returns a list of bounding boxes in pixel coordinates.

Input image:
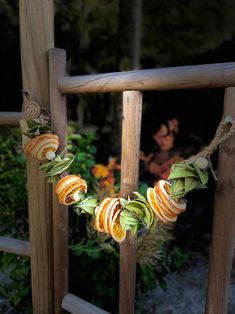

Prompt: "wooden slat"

[205,87,235,314]
[0,112,23,125]
[19,1,54,313]
[119,91,142,314]
[0,236,30,256]
[59,62,235,94]
[49,48,68,314]
[62,293,110,314]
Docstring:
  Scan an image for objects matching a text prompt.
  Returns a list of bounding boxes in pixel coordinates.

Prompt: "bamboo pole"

[49,48,68,314]
[19,1,54,313]
[0,112,22,125]
[0,236,30,256]
[61,294,110,314]
[119,91,142,314]
[205,87,235,314]
[59,62,235,94]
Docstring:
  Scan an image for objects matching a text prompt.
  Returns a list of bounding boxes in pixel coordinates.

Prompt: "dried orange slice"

[56,175,80,194]
[94,198,112,232]
[147,187,169,222]
[147,187,168,223]
[24,134,59,161]
[24,136,37,155]
[154,193,177,223]
[109,209,126,243]
[147,180,187,223]
[55,175,87,205]
[108,198,121,232]
[103,198,119,233]
[147,188,158,211]
[155,180,186,214]
[154,188,178,218]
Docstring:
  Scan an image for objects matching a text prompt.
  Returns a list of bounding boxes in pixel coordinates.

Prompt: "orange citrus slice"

[147,187,167,222]
[55,175,81,195]
[108,198,121,232]
[109,209,126,243]
[147,184,179,223]
[103,198,119,233]
[154,193,177,223]
[156,180,186,213]
[94,198,112,232]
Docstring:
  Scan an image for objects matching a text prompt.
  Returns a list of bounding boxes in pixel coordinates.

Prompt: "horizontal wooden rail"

[62,293,110,314]
[0,112,22,125]
[0,236,30,256]
[59,62,235,94]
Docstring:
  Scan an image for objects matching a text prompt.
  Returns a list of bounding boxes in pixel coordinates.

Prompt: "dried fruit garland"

[20,91,235,243]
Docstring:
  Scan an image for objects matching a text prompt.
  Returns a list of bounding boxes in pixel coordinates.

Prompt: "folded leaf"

[75,196,97,215]
[40,157,74,177]
[169,164,197,179]
[193,163,209,185]
[184,177,199,193]
[169,161,209,198]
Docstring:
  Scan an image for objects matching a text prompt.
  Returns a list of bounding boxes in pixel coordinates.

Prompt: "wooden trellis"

[0,1,235,314]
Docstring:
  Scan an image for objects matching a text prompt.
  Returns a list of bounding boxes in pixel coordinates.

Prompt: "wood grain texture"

[0,236,30,256]
[61,294,110,314]
[205,87,235,314]
[119,91,142,314]
[19,1,54,313]
[0,112,22,125]
[59,62,235,94]
[49,48,68,314]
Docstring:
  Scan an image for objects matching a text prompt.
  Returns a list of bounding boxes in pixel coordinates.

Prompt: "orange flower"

[107,157,121,171]
[92,164,109,179]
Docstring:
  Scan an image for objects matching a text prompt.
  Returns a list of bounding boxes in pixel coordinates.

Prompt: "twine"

[22,89,49,123]
[22,89,35,103]
[198,117,235,158]
[186,116,235,181]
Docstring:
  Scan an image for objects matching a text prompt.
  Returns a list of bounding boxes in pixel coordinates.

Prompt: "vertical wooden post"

[19,1,54,313]
[49,48,68,314]
[205,87,235,314]
[119,91,142,314]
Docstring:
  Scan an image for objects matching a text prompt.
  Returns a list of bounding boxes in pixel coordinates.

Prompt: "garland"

[20,91,235,243]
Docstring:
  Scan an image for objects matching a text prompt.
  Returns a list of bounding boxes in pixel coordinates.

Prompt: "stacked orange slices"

[24,133,59,161]
[147,180,186,223]
[94,197,126,243]
[55,175,87,205]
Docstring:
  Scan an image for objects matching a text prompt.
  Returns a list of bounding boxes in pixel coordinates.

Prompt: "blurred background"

[1,0,235,313]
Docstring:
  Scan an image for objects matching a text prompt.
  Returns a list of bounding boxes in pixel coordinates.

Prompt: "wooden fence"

[0,1,235,313]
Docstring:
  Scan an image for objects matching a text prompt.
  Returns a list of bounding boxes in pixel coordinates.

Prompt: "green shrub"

[0,127,31,313]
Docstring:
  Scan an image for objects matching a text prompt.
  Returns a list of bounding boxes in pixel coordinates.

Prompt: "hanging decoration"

[20,90,235,243]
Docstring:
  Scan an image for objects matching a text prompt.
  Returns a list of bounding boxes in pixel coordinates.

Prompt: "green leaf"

[40,156,74,177]
[169,161,209,198]
[119,197,128,208]
[133,191,147,202]
[193,163,209,185]
[184,177,199,193]
[130,225,138,235]
[75,196,98,215]
[169,163,197,179]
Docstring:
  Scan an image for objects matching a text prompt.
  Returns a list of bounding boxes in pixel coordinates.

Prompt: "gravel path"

[142,255,235,314]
